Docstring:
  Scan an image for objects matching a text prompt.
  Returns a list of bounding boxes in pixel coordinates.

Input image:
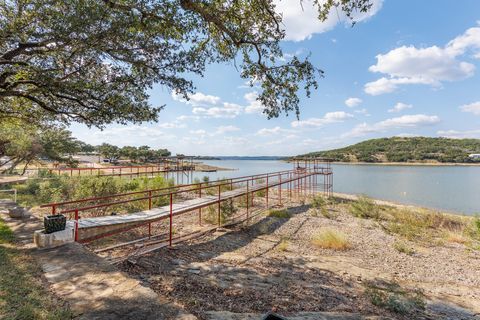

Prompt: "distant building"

[468,154,480,159]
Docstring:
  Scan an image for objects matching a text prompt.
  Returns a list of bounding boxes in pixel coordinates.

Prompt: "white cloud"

[176,115,200,122]
[172,91,221,106]
[365,25,480,95]
[244,92,264,114]
[292,111,353,128]
[388,102,413,113]
[437,129,480,139]
[275,0,383,42]
[215,125,240,135]
[174,90,265,118]
[189,129,206,135]
[343,114,440,138]
[345,97,362,108]
[459,101,480,115]
[157,121,187,129]
[192,103,243,118]
[256,126,294,136]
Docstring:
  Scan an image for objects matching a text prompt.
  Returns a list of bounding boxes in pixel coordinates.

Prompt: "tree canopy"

[1,0,373,127]
[0,121,80,173]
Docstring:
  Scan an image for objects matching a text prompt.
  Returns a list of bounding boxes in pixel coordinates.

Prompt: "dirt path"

[0,200,196,320]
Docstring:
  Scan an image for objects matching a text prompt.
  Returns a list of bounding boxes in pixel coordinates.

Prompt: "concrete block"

[34,228,75,248]
[8,206,30,219]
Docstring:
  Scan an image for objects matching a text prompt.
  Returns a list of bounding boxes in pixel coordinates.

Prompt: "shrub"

[277,238,289,252]
[204,199,237,225]
[349,195,381,220]
[267,209,289,219]
[311,229,350,250]
[311,194,331,218]
[393,241,415,255]
[365,282,425,315]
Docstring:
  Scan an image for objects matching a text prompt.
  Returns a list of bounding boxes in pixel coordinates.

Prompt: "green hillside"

[300,137,480,163]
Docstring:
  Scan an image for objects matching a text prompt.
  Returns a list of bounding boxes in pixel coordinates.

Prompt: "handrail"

[40,168,311,208]
[57,170,318,215]
[42,168,330,215]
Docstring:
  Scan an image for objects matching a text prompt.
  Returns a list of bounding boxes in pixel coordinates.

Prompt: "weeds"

[0,220,73,319]
[267,209,290,219]
[311,194,333,218]
[311,229,350,250]
[365,281,425,315]
[393,241,415,255]
[277,237,289,252]
[204,199,237,225]
[350,195,381,220]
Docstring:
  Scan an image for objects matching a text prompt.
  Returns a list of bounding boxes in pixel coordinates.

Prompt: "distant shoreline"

[332,192,471,217]
[327,161,480,167]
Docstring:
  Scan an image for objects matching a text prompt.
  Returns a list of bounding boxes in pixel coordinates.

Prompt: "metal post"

[218,184,221,226]
[148,191,152,210]
[169,193,173,246]
[74,209,79,242]
[198,183,202,225]
[289,172,292,201]
[278,173,282,206]
[266,174,269,209]
[246,180,249,222]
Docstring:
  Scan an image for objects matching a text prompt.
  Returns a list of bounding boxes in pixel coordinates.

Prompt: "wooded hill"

[300,137,480,163]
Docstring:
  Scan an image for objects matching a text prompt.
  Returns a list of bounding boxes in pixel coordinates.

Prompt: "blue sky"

[71,0,480,156]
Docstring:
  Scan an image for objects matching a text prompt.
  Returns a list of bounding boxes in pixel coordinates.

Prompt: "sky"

[71,0,480,156]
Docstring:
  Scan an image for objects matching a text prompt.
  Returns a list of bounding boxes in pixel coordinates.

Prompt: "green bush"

[311,194,330,218]
[267,209,289,218]
[204,199,237,225]
[350,195,381,220]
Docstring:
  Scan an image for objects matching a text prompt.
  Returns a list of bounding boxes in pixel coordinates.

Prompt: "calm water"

[192,160,480,215]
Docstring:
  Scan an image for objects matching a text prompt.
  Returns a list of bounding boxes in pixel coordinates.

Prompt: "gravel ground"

[116,197,480,320]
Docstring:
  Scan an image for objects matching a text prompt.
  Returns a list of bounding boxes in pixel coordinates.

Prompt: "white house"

[468,154,480,159]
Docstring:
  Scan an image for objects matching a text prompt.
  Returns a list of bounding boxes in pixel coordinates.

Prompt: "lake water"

[192,160,480,215]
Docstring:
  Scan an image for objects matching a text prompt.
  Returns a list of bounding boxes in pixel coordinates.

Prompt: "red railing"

[41,166,333,244]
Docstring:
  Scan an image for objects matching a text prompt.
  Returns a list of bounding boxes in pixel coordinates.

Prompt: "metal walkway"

[42,160,333,244]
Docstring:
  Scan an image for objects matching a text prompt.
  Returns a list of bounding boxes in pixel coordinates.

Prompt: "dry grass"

[311,228,351,250]
[277,238,289,252]
[393,241,415,255]
[445,232,469,244]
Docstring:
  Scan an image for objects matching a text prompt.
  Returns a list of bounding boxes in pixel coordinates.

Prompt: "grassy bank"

[0,218,72,319]
[326,194,480,248]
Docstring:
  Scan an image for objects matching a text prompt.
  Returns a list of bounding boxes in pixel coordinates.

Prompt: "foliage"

[13,175,173,215]
[349,195,381,220]
[301,137,480,163]
[365,282,425,315]
[204,199,237,225]
[277,238,289,252]
[0,1,373,127]
[311,194,331,218]
[0,121,80,173]
[311,228,350,250]
[267,209,289,218]
[0,218,14,243]
[393,241,415,255]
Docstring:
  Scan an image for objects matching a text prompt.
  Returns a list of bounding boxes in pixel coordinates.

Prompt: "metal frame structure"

[40,158,333,246]
[47,157,195,181]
